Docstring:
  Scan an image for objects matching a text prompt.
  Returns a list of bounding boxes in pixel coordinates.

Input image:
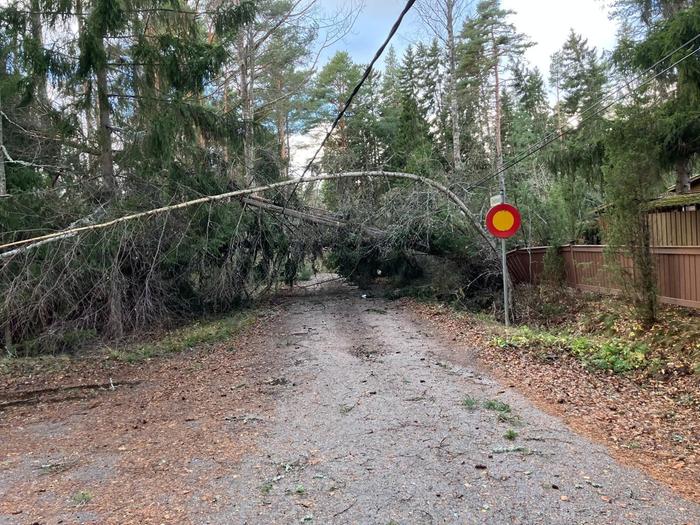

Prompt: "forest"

[0,0,698,354]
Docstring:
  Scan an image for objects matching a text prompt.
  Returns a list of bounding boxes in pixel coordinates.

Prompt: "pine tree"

[381,45,402,108]
[459,0,531,186]
[311,51,362,152]
[398,46,419,103]
[629,3,700,192]
[415,39,444,120]
[610,0,693,35]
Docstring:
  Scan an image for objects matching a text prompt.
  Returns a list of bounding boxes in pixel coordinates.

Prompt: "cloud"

[502,0,618,76]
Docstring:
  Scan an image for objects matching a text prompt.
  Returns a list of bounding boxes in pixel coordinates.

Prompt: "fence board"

[507,245,700,310]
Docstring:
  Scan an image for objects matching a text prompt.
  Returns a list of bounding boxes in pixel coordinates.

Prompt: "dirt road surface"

[1,280,699,524]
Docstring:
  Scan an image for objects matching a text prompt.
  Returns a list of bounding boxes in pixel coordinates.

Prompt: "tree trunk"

[30,0,48,107]
[631,209,657,326]
[446,0,462,172]
[276,79,289,178]
[95,39,116,197]
[278,112,289,177]
[0,91,6,196]
[675,157,691,194]
[76,0,97,173]
[492,33,503,175]
[108,267,124,339]
[238,27,256,185]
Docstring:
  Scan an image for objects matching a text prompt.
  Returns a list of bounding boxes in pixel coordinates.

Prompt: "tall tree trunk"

[95,39,116,197]
[0,91,6,196]
[492,33,503,175]
[30,0,48,107]
[446,0,462,172]
[94,38,121,335]
[276,78,289,178]
[675,157,691,194]
[237,27,255,185]
[277,113,289,177]
[3,322,11,356]
[76,0,96,173]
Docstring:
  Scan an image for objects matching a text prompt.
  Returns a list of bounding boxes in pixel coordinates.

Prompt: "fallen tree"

[1,171,501,355]
[1,171,497,259]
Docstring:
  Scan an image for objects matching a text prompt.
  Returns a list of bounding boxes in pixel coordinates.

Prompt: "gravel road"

[2,279,698,525]
[196,281,700,525]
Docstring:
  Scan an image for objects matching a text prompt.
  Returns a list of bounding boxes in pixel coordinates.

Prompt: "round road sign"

[486,203,522,239]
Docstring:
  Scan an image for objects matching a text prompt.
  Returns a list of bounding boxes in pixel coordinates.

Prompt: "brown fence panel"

[507,245,700,310]
[649,210,700,246]
[506,247,547,285]
[654,246,700,308]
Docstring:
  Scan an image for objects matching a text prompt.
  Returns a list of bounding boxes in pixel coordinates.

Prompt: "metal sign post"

[485,201,522,327]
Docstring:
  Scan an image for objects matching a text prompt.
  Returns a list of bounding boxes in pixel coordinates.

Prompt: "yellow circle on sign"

[492,210,515,232]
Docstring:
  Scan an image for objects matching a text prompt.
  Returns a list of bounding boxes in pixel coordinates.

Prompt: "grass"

[498,412,522,425]
[459,393,522,430]
[294,484,306,495]
[462,395,479,410]
[483,399,511,413]
[108,312,253,363]
[1,311,255,374]
[260,481,274,495]
[499,287,700,376]
[482,399,523,425]
[71,490,93,506]
[504,429,519,441]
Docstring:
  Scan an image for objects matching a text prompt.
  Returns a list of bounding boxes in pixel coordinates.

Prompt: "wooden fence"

[649,209,700,246]
[507,245,700,310]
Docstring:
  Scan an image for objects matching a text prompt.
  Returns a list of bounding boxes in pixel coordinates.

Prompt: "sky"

[290,0,620,173]
[318,0,618,74]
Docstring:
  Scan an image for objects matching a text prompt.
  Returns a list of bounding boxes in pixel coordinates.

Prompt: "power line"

[465,33,700,193]
[284,0,417,203]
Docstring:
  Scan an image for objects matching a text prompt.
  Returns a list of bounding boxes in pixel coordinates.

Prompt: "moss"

[646,193,700,210]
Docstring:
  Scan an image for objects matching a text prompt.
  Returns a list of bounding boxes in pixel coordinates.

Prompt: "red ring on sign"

[486,203,522,239]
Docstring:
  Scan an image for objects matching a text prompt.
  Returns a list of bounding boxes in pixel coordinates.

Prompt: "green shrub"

[493,327,649,374]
